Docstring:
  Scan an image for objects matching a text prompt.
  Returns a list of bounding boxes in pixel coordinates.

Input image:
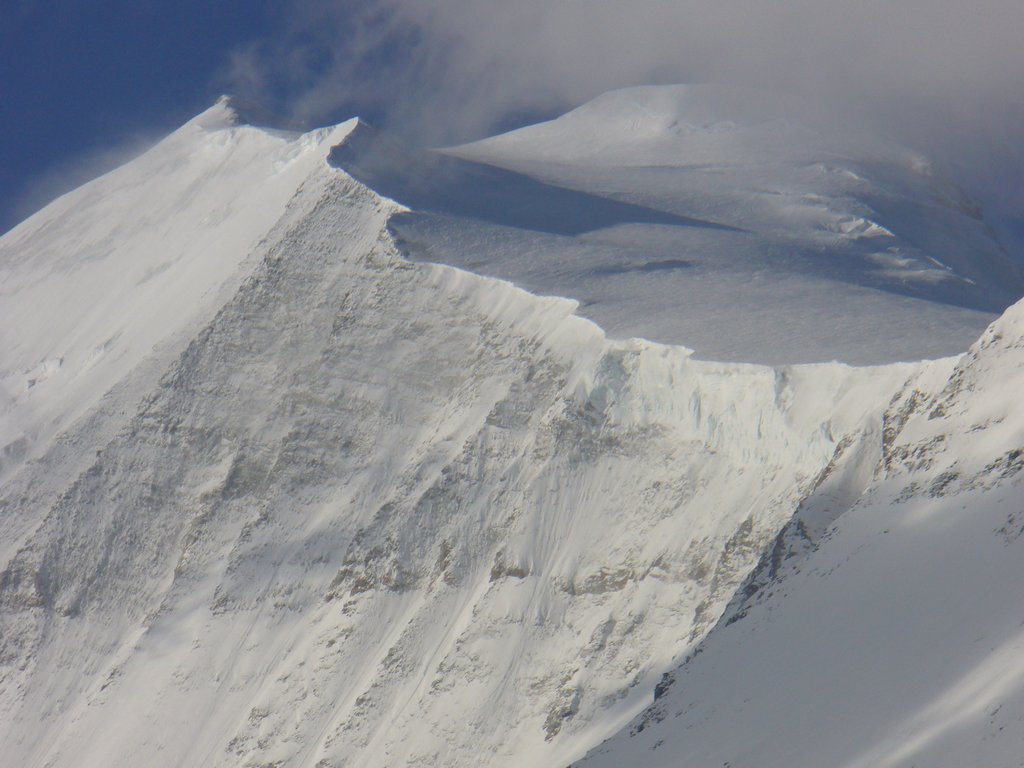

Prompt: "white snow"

[425,85,1019,365]
[1,87,1022,768]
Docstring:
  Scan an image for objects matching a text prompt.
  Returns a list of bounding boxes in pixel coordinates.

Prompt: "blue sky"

[0,1,289,232]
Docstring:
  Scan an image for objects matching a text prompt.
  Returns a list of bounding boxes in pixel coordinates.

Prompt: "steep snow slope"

[576,298,1024,767]
[0,102,916,768]
[0,98,359,487]
[422,85,1018,364]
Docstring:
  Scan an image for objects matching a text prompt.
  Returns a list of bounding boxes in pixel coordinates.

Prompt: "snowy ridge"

[0,102,916,768]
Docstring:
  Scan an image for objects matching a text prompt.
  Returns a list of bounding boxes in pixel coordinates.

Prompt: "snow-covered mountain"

[1,88,1022,768]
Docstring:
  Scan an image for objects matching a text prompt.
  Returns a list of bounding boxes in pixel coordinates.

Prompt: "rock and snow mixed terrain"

[577,300,1024,768]
[1,87,1022,767]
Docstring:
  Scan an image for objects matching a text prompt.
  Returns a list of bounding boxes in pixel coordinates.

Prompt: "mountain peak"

[191,95,303,132]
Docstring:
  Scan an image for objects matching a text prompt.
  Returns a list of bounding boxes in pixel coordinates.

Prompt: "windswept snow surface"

[0,90,1022,768]
[405,85,1018,365]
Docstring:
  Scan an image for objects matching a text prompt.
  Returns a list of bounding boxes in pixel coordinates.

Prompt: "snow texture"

[1,88,1022,768]
[576,299,1024,768]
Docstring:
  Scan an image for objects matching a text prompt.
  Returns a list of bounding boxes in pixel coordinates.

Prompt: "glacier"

[1,88,1022,768]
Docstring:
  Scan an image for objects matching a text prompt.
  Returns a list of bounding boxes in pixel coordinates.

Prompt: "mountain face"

[576,297,1024,768]
[1,87,1022,768]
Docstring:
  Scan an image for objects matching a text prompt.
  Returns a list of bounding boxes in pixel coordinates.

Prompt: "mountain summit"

[2,87,1023,768]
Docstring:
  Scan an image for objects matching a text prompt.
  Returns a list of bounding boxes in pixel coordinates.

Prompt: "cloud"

[5,132,160,234]
[224,1,1023,132]
[220,0,1024,238]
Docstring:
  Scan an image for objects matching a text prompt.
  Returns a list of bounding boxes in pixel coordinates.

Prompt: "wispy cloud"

[222,0,1024,139]
[6,131,160,234]
[217,0,1024,241]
